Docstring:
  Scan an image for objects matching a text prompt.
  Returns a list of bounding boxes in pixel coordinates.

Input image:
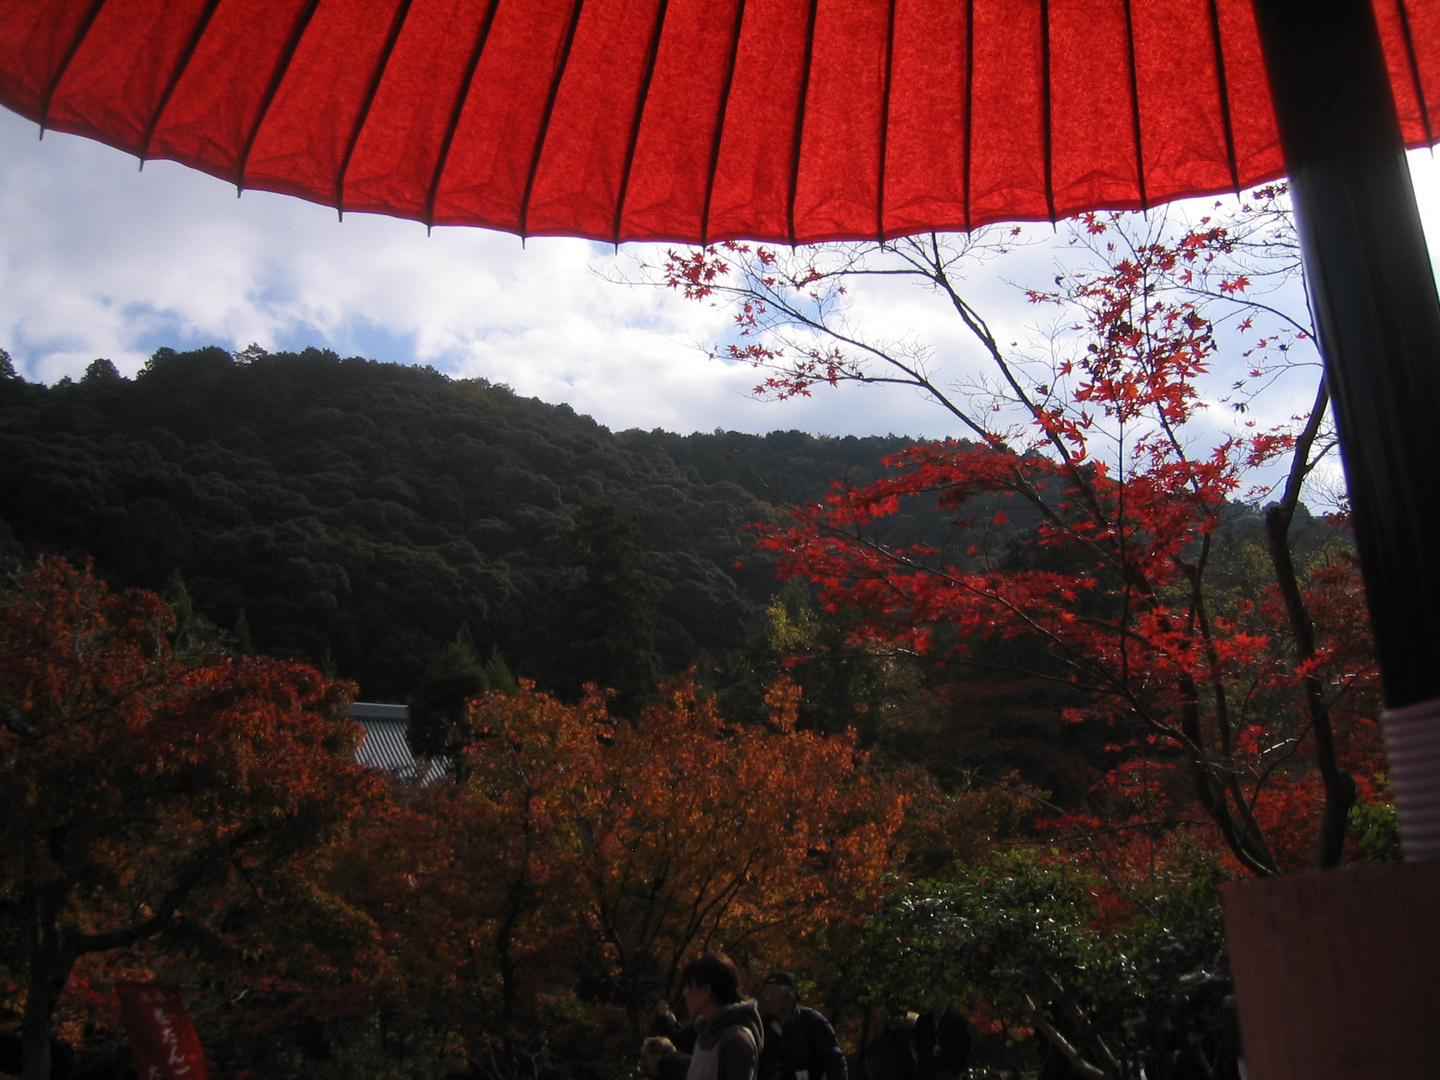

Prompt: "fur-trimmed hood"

[695,1000,764,1052]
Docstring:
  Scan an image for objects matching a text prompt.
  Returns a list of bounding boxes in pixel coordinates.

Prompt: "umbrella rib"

[612,0,673,245]
[336,0,415,219]
[1040,0,1055,221]
[38,0,109,134]
[520,0,589,239]
[786,0,821,247]
[235,0,323,192]
[876,0,898,242]
[425,0,503,230]
[139,0,223,164]
[701,0,749,245]
[1122,0,1148,209]
[1205,0,1240,193]
[1394,0,1434,145]
[963,0,975,231]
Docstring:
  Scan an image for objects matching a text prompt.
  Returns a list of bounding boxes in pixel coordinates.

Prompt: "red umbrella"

[0,0,1436,244]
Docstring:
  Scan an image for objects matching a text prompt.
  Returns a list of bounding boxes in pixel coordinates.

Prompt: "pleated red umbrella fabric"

[1,0,1438,245]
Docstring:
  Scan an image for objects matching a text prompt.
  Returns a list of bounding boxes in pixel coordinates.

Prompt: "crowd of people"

[640,955,972,1080]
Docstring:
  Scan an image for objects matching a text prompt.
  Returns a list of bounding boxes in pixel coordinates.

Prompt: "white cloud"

[0,110,747,429]
[0,109,1094,439]
[5,106,1440,454]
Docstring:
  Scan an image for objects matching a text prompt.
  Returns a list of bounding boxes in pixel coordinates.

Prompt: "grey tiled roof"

[349,702,410,722]
[347,703,449,785]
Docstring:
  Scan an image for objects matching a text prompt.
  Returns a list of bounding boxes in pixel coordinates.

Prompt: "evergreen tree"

[161,568,202,657]
[232,608,255,655]
[81,358,123,383]
[546,501,661,716]
[721,581,913,743]
[409,625,516,761]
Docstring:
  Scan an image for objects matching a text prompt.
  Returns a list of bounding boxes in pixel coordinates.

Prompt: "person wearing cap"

[756,972,848,1080]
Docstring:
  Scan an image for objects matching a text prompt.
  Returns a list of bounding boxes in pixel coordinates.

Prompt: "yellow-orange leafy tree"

[347,676,926,1080]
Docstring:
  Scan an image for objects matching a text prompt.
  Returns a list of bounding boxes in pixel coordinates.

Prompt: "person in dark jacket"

[756,971,848,1080]
[868,1013,918,1080]
[913,991,971,1080]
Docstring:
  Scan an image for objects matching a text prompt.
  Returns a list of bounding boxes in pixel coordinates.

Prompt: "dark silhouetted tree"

[0,558,387,1080]
[409,625,517,761]
[81,358,122,384]
[546,501,661,716]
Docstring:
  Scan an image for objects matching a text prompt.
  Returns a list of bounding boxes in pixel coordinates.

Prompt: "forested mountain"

[0,345,982,700]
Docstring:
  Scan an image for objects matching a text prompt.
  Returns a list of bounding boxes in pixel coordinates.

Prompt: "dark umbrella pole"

[1222,2,1440,1077]
[1252,0,1440,863]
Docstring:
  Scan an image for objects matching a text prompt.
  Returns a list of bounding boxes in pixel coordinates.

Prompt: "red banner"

[115,982,208,1080]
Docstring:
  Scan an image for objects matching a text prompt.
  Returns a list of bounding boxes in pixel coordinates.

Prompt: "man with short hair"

[756,971,848,1080]
[681,953,765,1080]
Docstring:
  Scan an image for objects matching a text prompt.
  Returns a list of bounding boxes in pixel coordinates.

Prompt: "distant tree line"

[0,345,984,705]
[0,342,1344,802]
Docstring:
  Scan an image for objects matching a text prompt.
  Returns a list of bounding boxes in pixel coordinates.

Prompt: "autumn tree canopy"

[333,674,953,1080]
[659,190,1384,877]
[0,558,388,1080]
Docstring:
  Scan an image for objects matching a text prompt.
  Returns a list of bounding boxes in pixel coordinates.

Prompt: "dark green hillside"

[0,344,1337,809]
[0,346,954,700]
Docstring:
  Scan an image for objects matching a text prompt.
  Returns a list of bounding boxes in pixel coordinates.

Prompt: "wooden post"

[1222,860,1440,1078]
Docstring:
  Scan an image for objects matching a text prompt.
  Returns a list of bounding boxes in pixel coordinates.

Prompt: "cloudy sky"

[6,105,1440,444]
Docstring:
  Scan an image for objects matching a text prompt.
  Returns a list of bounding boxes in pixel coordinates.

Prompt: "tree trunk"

[21,909,75,1080]
[1264,504,1357,868]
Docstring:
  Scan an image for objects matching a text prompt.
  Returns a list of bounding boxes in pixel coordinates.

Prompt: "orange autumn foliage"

[0,558,388,1080]
[345,675,914,1073]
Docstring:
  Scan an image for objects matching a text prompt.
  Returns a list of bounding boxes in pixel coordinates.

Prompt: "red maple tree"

[658,191,1382,877]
